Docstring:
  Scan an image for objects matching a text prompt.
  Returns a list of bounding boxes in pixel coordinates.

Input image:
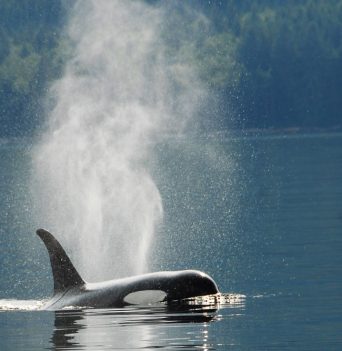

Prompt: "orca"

[37,229,219,310]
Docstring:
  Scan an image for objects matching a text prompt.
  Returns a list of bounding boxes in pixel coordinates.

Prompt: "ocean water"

[0,132,341,350]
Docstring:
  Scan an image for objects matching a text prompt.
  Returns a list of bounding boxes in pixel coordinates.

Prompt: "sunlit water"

[0,133,342,350]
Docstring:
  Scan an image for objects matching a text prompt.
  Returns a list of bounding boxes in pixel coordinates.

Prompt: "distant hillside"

[0,0,341,136]
[185,0,342,130]
[0,0,66,136]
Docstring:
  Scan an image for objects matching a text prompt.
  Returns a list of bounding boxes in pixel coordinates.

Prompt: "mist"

[31,0,205,281]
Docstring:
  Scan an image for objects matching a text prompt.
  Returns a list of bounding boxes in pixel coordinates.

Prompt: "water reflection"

[48,294,246,350]
[49,302,235,350]
[52,311,85,349]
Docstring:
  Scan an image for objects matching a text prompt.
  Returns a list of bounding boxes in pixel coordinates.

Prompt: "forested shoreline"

[197,0,342,130]
[0,0,341,136]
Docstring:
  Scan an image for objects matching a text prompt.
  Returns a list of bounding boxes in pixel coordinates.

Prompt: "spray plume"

[31,0,204,281]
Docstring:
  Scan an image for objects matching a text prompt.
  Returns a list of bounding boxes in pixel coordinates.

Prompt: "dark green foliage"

[234,0,342,129]
[193,0,342,129]
[0,0,67,137]
[0,0,341,135]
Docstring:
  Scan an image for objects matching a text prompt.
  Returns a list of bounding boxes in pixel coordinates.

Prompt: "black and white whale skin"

[37,229,219,310]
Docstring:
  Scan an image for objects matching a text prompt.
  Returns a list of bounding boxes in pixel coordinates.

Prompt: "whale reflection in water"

[50,296,245,350]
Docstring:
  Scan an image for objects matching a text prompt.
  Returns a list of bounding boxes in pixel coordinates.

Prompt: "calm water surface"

[0,133,341,350]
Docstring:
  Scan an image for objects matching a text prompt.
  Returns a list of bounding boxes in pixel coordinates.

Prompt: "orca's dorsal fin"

[36,229,85,293]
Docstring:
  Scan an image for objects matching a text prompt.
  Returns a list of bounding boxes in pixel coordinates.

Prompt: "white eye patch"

[123,290,167,305]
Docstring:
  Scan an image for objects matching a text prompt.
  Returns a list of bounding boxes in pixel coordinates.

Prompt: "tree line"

[0,0,66,136]
[188,0,342,130]
[0,0,341,136]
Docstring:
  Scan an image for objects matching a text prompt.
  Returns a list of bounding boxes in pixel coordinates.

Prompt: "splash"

[0,299,45,311]
[31,0,203,281]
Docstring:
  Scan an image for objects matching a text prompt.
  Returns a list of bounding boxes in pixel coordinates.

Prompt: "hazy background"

[0,0,341,137]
